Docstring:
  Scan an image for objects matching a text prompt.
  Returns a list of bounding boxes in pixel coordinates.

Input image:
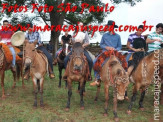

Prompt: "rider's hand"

[105,47,115,51]
[154,39,161,42]
[134,48,142,52]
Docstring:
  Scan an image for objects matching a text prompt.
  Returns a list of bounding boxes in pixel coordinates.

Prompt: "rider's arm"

[116,35,122,51]
[82,32,89,48]
[127,41,137,52]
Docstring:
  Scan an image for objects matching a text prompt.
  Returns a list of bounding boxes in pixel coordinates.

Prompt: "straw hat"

[11,31,25,46]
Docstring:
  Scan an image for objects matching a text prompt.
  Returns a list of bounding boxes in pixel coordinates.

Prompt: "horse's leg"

[11,70,17,89]
[58,66,62,88]
[160,83,163,105]
[127,83,140,114]
[65,79,72,111]
[80,80,84,110]
[139,90,146,110]
[40,78,44,107]
[1,71,6,99]
[65,80,68,89]
[104,83,109,116]
[32,77,38,107]
[113,87,119,122]
[94,84,101,102]
[83,81,86,95]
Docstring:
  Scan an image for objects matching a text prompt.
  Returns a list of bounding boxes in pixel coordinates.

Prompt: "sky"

[0,0,163,44]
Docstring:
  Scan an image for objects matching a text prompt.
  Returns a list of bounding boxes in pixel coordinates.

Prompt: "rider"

[24,23,55,79]
[54,30,72,64]
[63,22,93,80]
[146,23,163,52]
[0,20,16,71]
[126,25,146,75]
[90,20,128,86]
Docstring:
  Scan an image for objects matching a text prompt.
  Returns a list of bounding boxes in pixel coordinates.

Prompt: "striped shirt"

[127,33,144,52]
[147,32,163,52]
[0,29,14,45]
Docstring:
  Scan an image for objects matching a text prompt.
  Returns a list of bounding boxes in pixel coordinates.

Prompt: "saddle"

[0,43,22,63]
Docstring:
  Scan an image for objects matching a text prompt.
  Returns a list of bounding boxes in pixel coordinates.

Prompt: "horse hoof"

[65,108,69,111]
[22,85,26,89]
[12,86,16,89]
[58,86,61,88]
[80,107,85,110]
[2,95,6,100]
[103,113,108,117]
[139,107,144,111]
[114,117,119,122]
[127,110,131,115]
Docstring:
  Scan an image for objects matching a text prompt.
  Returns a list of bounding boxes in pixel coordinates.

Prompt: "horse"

[0,44,23,99]
[57,42,71,88]
[94,55,129,121]
[24,41,48,107]
[65,42,90,111]
[127,49,163,115]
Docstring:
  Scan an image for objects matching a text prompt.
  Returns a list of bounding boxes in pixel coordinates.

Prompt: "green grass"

[0,66,162,122]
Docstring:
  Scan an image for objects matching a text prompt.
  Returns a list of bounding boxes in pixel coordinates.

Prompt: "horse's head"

[62,42,71,56]
[71,42,84,74]
[24,40,37,67]
[109,56,129,101]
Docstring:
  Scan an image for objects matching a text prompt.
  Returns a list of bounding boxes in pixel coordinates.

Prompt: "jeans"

[126,53,133,64]
[9,47,16,67]
[64,49,93,73]
[37,46,53,72]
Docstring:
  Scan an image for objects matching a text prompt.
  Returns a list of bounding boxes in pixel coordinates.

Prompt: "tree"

[0,0,142,54]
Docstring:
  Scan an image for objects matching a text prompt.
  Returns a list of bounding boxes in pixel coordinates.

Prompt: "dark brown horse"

[24,41,48,107]
[94,55,129,121]
[127,49,163,114]
[57,42,71,88]
[0,44,23,99]
[65,42,90,111]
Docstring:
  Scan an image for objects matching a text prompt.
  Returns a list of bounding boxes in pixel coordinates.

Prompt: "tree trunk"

[50,11,65,58]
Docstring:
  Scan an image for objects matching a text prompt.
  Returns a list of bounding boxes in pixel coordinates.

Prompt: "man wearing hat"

[24,23,55,79]
[0,20,16,71]
[90,20,128,86]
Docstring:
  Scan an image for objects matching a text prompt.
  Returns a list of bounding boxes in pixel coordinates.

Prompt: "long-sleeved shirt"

[100,32,122,51]
[0,29,14,45]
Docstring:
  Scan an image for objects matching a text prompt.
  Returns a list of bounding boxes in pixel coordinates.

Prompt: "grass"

[0,66,162,122]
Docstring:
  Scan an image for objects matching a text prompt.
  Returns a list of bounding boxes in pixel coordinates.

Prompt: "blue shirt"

[100,32,122,51]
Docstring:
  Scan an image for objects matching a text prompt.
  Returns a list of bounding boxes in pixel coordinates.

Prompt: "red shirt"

[0,29,14,45]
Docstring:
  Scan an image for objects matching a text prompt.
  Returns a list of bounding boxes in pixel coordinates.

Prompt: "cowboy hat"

[107,20,118,28]
[11,31,25,46]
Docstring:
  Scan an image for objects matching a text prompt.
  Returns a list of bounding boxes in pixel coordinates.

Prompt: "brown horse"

[94,55,129,121]
[0,45,23,99]
[127,49,163,114]
[24,41,48,107]
[65,42,90,111]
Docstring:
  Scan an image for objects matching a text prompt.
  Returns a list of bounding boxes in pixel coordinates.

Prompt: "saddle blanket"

[0,43,22,63]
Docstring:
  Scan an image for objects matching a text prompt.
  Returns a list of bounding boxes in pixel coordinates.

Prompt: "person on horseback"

[63,22,93,80]
[53,30,72,64]
[90,20,128,86]
[146,23,163,52]
[24,23,55,79]
[0,20,16,71]
[126,25,146,75]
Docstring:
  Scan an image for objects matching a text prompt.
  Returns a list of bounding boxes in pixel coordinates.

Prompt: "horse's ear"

[34,40,38,45]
